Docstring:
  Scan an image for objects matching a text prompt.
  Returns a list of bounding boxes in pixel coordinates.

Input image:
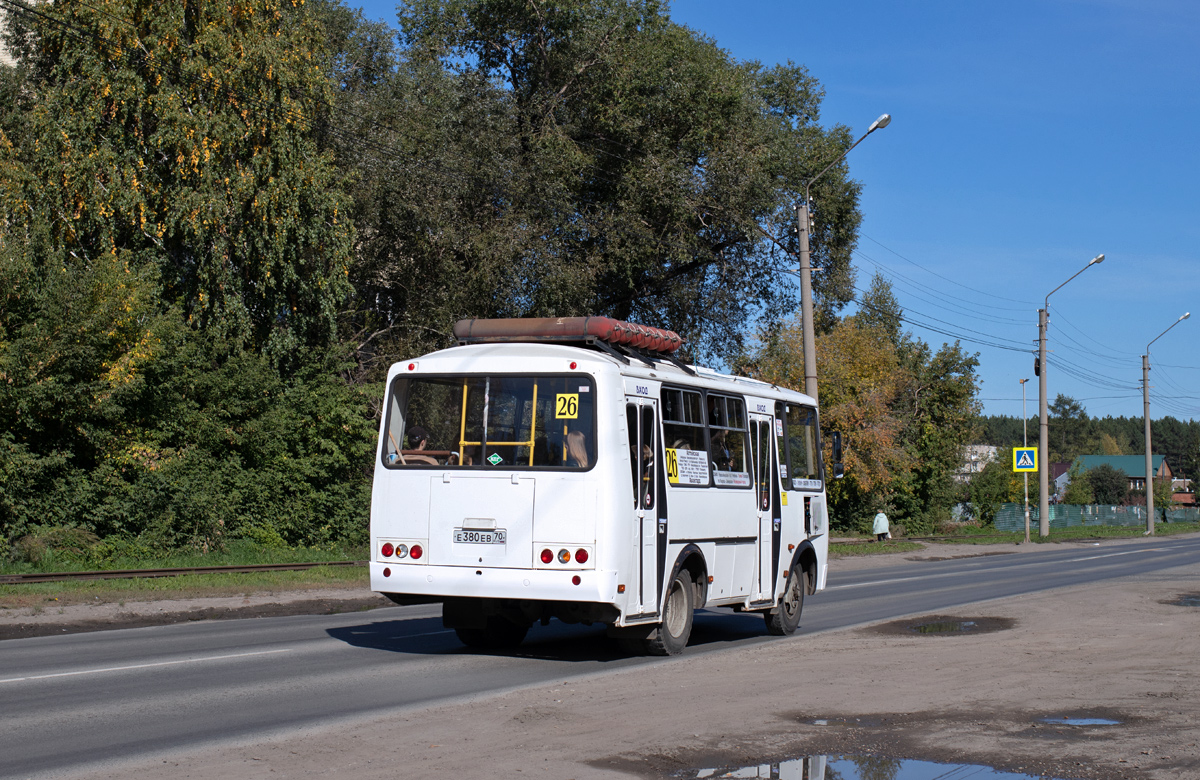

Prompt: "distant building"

[1050,462,1071,498]
[1075,455,1172,492]
[956,444,999,482]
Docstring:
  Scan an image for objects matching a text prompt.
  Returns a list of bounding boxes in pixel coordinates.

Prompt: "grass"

[0,564,369,610]
[830,540,924,557]
[0,539,371,610]
[829,521,1200,556]
[938,522,1200,545]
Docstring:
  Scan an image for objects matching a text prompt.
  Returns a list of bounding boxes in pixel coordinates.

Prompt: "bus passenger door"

[625,398,659,617]
[748,413,776,602]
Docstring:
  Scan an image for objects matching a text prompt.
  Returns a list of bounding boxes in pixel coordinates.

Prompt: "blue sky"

[352,0,1200,422]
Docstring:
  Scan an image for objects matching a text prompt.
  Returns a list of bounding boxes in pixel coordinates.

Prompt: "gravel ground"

[13,538,1200,780]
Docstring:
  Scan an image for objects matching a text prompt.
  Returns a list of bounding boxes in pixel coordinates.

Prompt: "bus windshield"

[383,374,596,470]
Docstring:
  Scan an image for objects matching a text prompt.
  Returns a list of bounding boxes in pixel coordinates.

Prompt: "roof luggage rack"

[452,316,695,375]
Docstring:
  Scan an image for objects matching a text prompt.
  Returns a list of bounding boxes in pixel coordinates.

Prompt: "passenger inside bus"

[403,426,440,465]
[710,429,734,471]
[566,430,589,468]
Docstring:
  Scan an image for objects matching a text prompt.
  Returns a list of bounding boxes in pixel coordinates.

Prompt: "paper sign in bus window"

[555,393,579,419]
[665,447,709,485]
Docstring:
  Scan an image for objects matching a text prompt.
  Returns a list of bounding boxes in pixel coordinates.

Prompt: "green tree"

[4,0,353,365]
[325,0,867,372]
[1087,463,1128,505]
[1048,394,1094,461]
[857,271,902,348]
[890,338,982,533]
[1,0,373,548]
[1062,459,1094,505]
[969,456,1012,527]
[743,314,910,531]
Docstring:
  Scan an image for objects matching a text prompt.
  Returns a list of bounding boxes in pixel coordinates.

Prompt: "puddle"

[1039,717,1121,726]
[911,619,977,634]
[1172,594,1200,607]
[869,615,1015,638]
[686,755,1061,779]
[806,717,887,727]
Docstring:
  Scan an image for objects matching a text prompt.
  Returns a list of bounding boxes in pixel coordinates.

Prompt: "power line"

[859,232,1038,308]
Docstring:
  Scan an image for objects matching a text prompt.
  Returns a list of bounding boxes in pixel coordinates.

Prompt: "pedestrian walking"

[873,511,890,542]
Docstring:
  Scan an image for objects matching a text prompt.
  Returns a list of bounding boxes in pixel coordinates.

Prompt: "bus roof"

[393,341,815,406]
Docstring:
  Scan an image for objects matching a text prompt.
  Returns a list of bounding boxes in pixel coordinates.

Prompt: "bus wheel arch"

[667,544,709,609]
[791,542,819,596]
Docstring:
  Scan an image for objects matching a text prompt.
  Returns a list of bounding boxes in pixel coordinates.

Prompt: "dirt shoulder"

[34,536,1200,780]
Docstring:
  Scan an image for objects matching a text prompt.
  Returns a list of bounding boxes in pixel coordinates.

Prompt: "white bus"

[369,317,838,655]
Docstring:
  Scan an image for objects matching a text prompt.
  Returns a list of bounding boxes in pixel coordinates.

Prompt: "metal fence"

[994,503,1200,532]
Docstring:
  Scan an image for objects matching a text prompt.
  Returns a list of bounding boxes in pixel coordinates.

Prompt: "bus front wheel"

[764,568,805,636]
[644,569,694,656]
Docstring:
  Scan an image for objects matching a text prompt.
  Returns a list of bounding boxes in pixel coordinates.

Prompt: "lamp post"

[1019,377,1030,544]
[795,113,891,403]
[1038,254,1104,537]
[1143,312,1190,536]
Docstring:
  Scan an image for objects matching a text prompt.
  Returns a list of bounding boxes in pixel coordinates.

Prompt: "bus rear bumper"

[371,562,619,605]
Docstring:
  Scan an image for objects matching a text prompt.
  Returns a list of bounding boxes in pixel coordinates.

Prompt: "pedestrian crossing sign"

[1013,447,1038,472]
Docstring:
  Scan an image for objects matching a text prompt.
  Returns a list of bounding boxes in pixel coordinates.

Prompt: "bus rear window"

[383,375,596,469]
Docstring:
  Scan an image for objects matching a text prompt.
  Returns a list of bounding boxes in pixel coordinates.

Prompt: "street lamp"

[795,113,891,403]
[1019,377,1030,544]
[1038,253,1104,537]
[1143,312,1190,536]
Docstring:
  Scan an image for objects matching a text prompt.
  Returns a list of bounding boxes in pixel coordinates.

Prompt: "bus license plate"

[454,528,507,545]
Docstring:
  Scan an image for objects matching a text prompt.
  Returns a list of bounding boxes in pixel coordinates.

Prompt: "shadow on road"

[325,607,778,661]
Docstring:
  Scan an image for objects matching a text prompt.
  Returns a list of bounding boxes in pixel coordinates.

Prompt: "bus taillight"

[541,549,554,564]
[557,549,571,564]
[380,543,394,558]
[410,544,423,560]
[574,549,589,564]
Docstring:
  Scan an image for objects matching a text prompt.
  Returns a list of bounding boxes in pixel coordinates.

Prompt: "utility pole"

[1038,254,1104,538]
[1143,312,1190,536]
[795,113,890,404]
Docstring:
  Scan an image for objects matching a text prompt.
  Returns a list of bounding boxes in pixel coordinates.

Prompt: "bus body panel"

[370,340,830,639]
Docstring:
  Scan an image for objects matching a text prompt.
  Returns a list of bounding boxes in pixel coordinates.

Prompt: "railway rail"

[0,560,367,585]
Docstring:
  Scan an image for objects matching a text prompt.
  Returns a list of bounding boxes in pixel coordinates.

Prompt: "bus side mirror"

[831,431,844,480]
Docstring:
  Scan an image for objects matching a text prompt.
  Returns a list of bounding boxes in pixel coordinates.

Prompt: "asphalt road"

[3,534,1198,779]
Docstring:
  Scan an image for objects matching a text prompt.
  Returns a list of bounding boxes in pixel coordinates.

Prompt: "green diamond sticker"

[487,453,503,466]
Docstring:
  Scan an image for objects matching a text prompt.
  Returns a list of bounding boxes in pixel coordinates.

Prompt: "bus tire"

[644,569,694,656]
[455,616,529,649]
[764,568,805,636]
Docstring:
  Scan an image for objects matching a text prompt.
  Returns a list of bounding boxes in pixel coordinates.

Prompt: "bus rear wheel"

[764,568,805,636]
[455,616,529,649]
[644,569,694,656]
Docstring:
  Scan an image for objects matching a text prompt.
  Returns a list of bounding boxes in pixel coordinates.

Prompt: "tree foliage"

[1086,463,1128,505]
[743,276,980,532]
[323,0,866,374]
[1,0,371,549]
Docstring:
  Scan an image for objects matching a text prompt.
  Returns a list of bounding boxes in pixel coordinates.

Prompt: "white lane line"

[829,546,1174,591]
[0,649,291,684]
[1067,548,1163,562]
[830,575,928,590]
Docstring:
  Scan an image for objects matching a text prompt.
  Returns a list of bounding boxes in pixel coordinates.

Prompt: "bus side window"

[639,406,656,510]
[785,405,822,485]
[626,404,640,508]
[774,402,788,484]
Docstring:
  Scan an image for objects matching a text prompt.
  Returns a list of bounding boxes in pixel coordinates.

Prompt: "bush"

[11,526,102,565]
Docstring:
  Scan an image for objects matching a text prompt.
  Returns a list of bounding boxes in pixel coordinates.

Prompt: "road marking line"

[0,649,292,684]
[829,546,1176,591]
[1068,548,1163,562]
